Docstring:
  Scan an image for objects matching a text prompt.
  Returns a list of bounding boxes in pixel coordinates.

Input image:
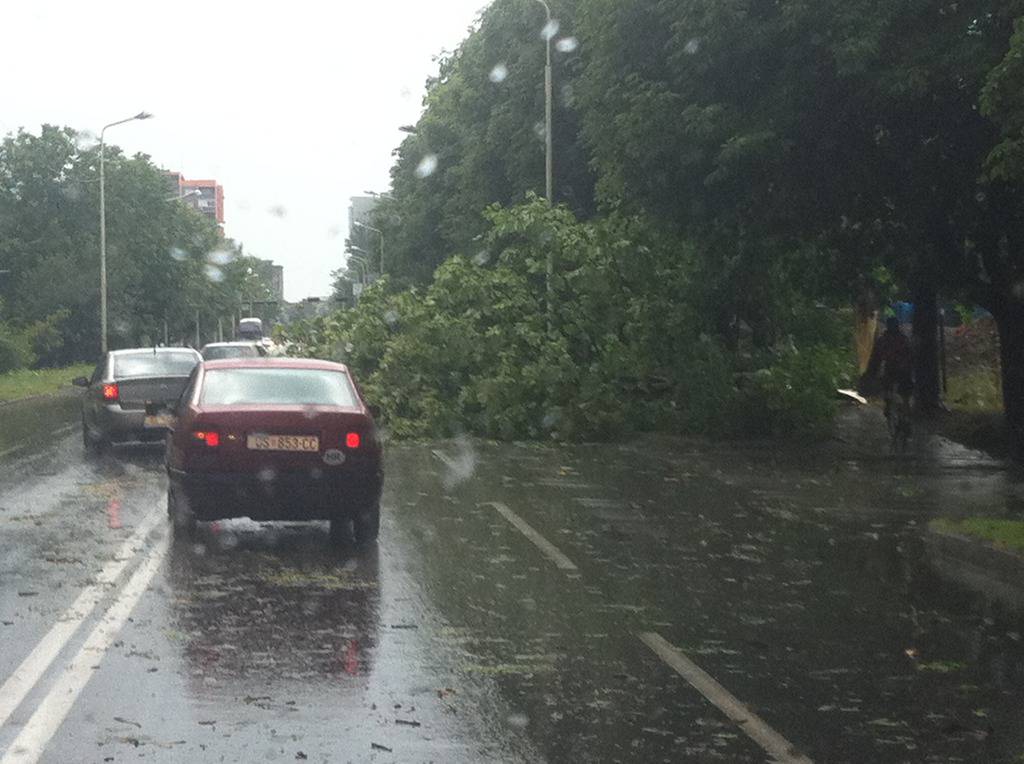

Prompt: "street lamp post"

[348,246,374,281]
[535,0,555,328]
[352,221,385,276]
[536,0,554,204]
[347,256,369,285]
[99,111,152,354]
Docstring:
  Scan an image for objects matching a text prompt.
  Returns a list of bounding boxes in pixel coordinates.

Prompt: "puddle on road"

[0,393,79,457]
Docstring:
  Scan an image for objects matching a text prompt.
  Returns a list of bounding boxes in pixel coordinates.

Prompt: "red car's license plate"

[246,434,319,452]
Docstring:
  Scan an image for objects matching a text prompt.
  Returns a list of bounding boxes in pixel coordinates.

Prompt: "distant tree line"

[0,125,277,371]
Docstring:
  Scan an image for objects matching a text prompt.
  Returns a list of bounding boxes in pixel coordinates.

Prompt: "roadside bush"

[0,331,33,373]
[733,345,852,437]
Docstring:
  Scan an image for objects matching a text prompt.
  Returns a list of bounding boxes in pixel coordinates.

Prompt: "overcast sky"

[4,0,487,300]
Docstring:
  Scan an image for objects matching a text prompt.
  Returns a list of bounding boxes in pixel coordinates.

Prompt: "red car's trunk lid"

[184,406,373,472]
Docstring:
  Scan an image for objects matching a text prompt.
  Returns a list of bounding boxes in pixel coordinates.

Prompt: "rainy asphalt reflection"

[1,397,1024,762]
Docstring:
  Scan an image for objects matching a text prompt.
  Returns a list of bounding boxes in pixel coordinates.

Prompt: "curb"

[925,526,1024,612]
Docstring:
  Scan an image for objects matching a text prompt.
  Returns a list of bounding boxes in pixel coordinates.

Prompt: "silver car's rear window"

[115,352,199,378]
[200,368,358,407]
[202,345,259,360]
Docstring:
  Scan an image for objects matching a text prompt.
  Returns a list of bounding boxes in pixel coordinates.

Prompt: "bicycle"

[882,380,912,453]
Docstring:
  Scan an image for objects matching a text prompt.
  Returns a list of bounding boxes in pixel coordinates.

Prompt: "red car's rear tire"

[353,503,380,545]
[168,488,197,539]
[328,517,351,547]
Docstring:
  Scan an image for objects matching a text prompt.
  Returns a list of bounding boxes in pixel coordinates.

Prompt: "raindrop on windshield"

[169,247,187,261]
[489,63,509,83]
[533,122,547,141]
[541,19,560,41]
[384,309,400,328]
[684,38,701,55]
[555,37,578,53]
[472,250,491,266]
[204,264,224,283]
[268,204,287,218]
[207,248,234,265]
[440,435,477,489]
[415,154,438,178]
[73,130,99,151]
[327,225,342,239]
[507,712,529,729]
[218,531,239,551]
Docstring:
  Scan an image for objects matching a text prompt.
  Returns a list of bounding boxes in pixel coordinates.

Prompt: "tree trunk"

[912,284,941,412]
[995,305,1024,458]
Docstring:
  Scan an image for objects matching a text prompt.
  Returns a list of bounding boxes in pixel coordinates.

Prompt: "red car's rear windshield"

[200,367,358,407]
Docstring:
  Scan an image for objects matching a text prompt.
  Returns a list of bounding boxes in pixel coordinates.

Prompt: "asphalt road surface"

[1,392,1023,763]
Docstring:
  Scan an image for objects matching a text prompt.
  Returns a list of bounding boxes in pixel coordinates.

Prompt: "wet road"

[2,393,1024,763]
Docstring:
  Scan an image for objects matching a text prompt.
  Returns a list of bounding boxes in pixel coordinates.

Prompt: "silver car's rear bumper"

[95,404,167,443]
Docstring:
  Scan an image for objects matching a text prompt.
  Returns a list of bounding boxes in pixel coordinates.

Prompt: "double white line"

[0,511,168,764]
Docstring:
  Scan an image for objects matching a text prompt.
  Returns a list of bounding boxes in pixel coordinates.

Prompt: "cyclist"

[863,317,914,440]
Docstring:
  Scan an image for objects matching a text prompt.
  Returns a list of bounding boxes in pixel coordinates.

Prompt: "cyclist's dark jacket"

[866,330,913,396]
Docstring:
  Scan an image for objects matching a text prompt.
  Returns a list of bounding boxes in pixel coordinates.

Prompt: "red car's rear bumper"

[169,466,382,521]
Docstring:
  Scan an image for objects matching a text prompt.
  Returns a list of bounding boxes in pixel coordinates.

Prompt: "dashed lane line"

[639,632,814,764]
[481,501,578,572]
[0,531,171,764]
[0,510,162,729]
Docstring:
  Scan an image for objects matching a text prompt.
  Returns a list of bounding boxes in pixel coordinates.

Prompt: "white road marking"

[0,425,78,461]
[1,531,170,764]
[638,632,813,764]
[0,511,162,729]
[482,501,578,571]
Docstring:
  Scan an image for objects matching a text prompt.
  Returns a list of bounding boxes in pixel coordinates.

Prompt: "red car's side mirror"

[72,376,89,388]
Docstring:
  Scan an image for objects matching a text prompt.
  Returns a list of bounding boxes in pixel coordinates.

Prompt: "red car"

[165,358,383,546]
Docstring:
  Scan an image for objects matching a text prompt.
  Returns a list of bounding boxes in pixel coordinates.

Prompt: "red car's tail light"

[345,432,361,449]
[102,383,119,401]
[192,431,220,447]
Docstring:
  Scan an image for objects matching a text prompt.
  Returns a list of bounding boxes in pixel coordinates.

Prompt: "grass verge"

[0,364,92,403]
[931,517,1024,554]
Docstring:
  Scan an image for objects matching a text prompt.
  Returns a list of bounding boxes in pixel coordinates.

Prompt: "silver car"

[74,347,202,449]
